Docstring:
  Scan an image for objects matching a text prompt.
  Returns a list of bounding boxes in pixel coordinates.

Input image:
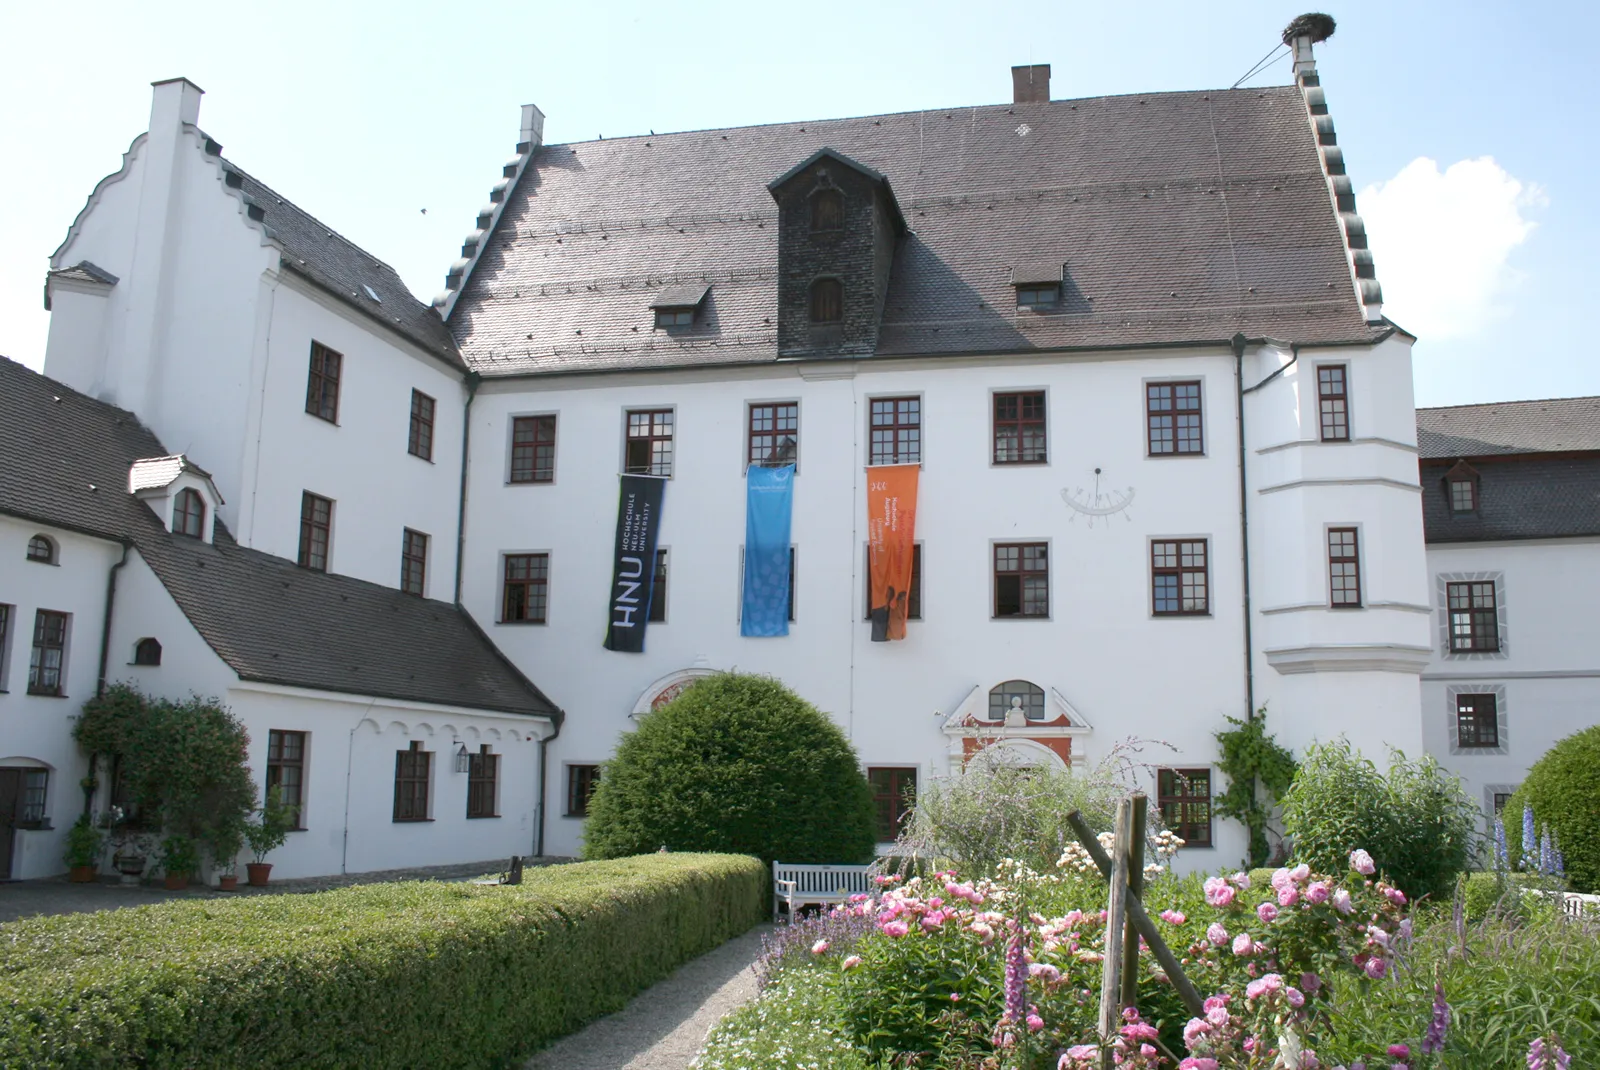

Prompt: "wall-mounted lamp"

[455,743,471,774]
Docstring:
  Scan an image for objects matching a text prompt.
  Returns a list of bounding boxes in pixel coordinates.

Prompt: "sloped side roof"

[450,85,1383,377]
[1416,396,1600,459]
[0,357,556,720]
[1421,455,1600,544]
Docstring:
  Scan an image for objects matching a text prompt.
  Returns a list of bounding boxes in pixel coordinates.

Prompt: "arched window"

[174,488,206,538]
[988,680,1046,721]
[810,278,842,323]
[811,189,843,233]
[133,638,163,666]
[26,535,55,564]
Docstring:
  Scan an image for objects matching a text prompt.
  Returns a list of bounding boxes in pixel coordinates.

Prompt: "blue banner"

[741,464,795,637]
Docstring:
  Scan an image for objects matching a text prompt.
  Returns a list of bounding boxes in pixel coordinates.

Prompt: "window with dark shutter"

[298,492,333,571]
[810,278,842,323]
[567,765,600,817]
[133,638,162,666]
[811,189,844,233]
[467,746,499,818]
[393,741,430,822]
[305,342,342,423]
[409,390,436,460]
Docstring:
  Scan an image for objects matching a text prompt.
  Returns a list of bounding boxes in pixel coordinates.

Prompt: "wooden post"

[1066,810,1206,1018]
[1097,797,1133,1068]
[1120,793,1148,1010]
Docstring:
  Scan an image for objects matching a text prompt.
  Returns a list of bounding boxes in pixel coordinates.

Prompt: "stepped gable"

[449,85,1389,377]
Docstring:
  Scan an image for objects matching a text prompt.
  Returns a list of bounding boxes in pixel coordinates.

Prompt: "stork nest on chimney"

[1281,12,1337,45]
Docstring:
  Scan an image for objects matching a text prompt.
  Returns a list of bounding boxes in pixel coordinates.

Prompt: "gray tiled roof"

[1420,455,1600,544]
[0,356,555,720]
[220,162,466,370]
[450,86,1385,377]
[1416,396,1600,459]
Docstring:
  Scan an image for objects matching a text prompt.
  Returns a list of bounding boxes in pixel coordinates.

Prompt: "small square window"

[1449,479,1476,513]
[654,307,694,328]
[1016,284,1060,307]
[1456,694,1499,748]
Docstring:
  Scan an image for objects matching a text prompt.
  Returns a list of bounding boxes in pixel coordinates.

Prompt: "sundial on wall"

[1060,467,1136,528]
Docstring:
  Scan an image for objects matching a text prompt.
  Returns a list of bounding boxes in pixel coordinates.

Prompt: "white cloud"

[1359,157,1543,341]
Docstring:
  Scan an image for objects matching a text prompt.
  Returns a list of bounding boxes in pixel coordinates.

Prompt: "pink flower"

[1332,888,1353,914]
[1350,849,1376,875]
[1160,909,1187,925]
[1289,863,1310,883]
[841,954,863,970]
[1203,994,1231,1013]
[1207,922,1230,946]
[920,911,946,931]
[1278,885,1301,907]
[1271,868,1293,891]
[1301,971,1322,993]
[1257,902,1279,924]
[1232,933,1255,956]
[874,873,901,886]
[1203,877,1236,907]
[1232,871,1252,890]
[1029,963,1063,983]
[811,939,830,954]
[1388,1044,1410,1059]
[1183,1018,1211,1046]
[1306,881,1330,904]
[1062,1045,1098,1067]
[1364,956,1388,980]
[1385,887,1407,907]
[881,920,909,938]
[970,921,995,942]
[1026,1013,1045,1032]
[1286,986,1305,1008]
[1179,1060,1220,1070]
[1206,1005,1230,1027]
[1246,973,1283,1000]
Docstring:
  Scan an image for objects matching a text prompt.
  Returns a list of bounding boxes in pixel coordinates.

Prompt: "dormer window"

[1012,261,1065,308]
[810,278,843,323]
[649,283,708,328]
[1444,460,1480,513]
[174,489,206,538]
[26,535,56,564]
[811,188,844,233]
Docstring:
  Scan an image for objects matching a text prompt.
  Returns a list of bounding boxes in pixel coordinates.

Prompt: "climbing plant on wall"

[1213,707,1298,868]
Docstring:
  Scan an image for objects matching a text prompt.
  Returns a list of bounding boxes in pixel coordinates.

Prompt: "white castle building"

[1,31,1593,880]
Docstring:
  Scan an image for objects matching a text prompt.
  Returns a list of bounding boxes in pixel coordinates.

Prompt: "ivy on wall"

[1213,707,1298,868]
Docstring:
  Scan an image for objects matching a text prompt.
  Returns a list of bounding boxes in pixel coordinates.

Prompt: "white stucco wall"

[1422,537,1600,822]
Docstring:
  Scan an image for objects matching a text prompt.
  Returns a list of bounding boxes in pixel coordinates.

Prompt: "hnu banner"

[603,474,666,653]
[741,464,795,637]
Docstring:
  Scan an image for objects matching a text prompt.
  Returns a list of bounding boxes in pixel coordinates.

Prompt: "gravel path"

[522,927,766,1070]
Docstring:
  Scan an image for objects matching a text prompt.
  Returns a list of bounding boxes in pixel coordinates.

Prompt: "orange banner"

[867,464,919,642]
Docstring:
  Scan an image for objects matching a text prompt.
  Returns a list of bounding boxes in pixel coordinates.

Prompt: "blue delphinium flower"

[1522,805,1539,873]
[1494,815,1508,871]
[1553,843,1566,879]
[1541,827,1554,876]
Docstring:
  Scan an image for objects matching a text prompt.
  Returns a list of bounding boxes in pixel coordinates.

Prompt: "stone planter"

[246,862,273,887]
[113,852,146,885]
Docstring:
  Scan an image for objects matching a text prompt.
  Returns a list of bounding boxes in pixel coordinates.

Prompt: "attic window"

[1444,460,1480,514]
[27,535,56,564]
[811,189,844,233]
[174,488,206,538]
[1012,261,1065,308]
[810,278,843,323]
[650,283,709,328]
[363,285,382,303]
[133,638,162,666]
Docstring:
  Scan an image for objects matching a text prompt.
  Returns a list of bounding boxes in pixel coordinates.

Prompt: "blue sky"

[0,1,1586,406]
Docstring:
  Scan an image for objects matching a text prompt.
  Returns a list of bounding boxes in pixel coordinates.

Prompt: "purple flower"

[1388,1044,1410,1059]
[1003,924,1028,1023]
[1528,1034,1572,1070]
[1422,983,1450,1054]
[1364,957,1388,980]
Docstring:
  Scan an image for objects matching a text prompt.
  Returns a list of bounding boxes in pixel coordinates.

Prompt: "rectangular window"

[1492,791,1513,814]
[1447,581,1499,652]
[1152,539,1210,615]
[567,765,600,817]
[655,307,693,328]
[1456,694,1499,748]
[400,529,428,596]
[467,746,499,818]
[868,767,919,843]
[1015,284,1060,307]
[869,397,921,466]
[993,542,1049,618]
[0,603,10,690]
[408,389,435,460]
[649,549,668,623]
[624,409,674,476]
[27,610,68,696]
[1157,768,1213,848]
[993,391,1047,465]
[510,415,557,484]
[863,544,923,621]
[1328,527,1361,608]
[393,741,430,822]
[788,547,797,623]
[18,769,48,825]
[298,492,333,572]
[304,342,342,423]
[1317,365,1350,441]
[502,553,550,624]
[748,402,799,469]
[1147,381,1203,455]
[1449,479,1476,513]
[266,730,307,829]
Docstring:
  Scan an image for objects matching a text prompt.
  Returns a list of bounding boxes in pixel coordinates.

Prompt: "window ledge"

[497,619,548,626]
[562,813,588,820]
[466,814,501,820]
[990,616,1052,622]
[27,560,61,567]
[392,817,434,824]
[26,690,69,699]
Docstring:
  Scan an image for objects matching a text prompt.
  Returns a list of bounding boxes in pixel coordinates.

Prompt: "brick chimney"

[1011,64,1050,104]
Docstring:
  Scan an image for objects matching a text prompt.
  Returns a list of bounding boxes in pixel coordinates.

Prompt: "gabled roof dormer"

[768,147,906,358]
[129,454,223,542]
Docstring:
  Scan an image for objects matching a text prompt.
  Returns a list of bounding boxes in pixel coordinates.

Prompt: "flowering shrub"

[1504,725,1600,893]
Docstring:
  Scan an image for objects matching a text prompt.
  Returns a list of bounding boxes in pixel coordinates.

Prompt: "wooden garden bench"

[772,861,876,921]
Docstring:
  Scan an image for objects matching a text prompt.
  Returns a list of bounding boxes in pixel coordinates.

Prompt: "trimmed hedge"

[0,853,767,1069]
[1505,725,1600,893]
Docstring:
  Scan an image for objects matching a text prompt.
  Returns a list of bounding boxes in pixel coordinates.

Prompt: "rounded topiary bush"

[1506,725,1600,893]
[582,673,876,864]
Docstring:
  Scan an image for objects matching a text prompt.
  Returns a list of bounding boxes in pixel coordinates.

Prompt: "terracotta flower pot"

[246,862,273,887]
[68,865,97,883]
[217,874,239,891]
[164,871,190,891]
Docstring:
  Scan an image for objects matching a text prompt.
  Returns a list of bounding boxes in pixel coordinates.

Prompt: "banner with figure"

[741,464,795,637]
[867,463,919,642]
[603,474,666,652]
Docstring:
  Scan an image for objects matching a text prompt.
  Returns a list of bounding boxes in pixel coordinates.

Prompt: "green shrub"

[1280,738,1481,901]
[1504,725,1600,893]
[0,853,766,1068]
[583,673,875,864]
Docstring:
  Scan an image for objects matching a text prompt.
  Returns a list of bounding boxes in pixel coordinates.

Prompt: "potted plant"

[159,834,199,891]
[243,787,293,887]
[207,816,245,891]
[63,814,104,882]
